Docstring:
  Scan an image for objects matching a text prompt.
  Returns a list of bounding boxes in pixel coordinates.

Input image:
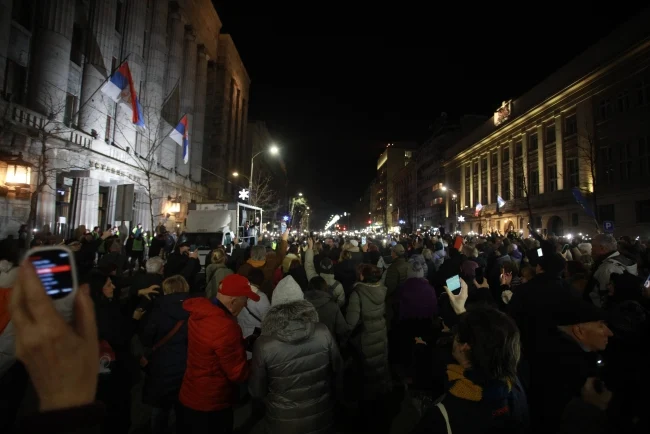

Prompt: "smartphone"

[26,246,78,322]
[361,236,367,245]
[475,267,484,285]
[537,247,543,257]
[190,244,197,252]
[643,273,650,289]
[446,274,461,295]
[454,235,463,250]
[562,244,569,254]
[280,222,287,234]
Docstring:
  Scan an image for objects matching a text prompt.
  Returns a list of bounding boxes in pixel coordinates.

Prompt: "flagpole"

[69,53,133,124]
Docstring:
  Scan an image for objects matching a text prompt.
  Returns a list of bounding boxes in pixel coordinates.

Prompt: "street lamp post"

[441,186,459,233]
[249,145,279,192]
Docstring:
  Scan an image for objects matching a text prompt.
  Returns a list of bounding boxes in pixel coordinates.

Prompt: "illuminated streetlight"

[250,145,280,191]
[269,145,279,155]
[232,172,239,177]
[298,192,303,197]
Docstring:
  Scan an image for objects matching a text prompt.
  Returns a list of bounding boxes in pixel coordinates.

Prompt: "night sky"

[212,2,642,226]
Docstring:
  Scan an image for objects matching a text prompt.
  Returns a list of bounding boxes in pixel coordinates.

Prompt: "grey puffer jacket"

[249,300,343,434]
[345,282,391,396]
[304,290,349,344]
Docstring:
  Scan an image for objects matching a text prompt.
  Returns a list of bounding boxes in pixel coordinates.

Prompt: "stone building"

[443,9,650,237]
[374,143,415,231]
[0,0,250,239]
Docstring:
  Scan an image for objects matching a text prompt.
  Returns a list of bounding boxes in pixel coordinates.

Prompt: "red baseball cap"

[219,274,260,301]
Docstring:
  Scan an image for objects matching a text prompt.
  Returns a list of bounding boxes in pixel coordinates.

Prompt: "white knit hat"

[271,275,304,307]
[349,239,359,247]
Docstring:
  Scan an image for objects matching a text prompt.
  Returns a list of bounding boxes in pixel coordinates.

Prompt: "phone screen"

[644,273,650,289]
[446,275,461,295]
[28,249,75,300]
[280,222,287,234]
[361,236,367,245]
[190,244,197,252]
[537,247,543,257]
[562,244,569,254]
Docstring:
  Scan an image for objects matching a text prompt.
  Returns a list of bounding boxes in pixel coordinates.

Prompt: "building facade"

[443,9,650,237]
[0,0,249,239]
[374,143,415,230]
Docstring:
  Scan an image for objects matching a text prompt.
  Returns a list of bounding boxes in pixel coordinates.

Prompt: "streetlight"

[441,185,459,233]
[232,171,239,177]
[249,144,279,192]
[298,192,303,197]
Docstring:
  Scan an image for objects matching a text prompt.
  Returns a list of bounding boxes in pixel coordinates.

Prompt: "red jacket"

[179,297,250,411]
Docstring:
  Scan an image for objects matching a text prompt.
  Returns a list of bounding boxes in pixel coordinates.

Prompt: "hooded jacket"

[249,300,343,434]
[304,290,349,343]
[345,281,390,395]
[304,249,345,306]
[179,297,250,411]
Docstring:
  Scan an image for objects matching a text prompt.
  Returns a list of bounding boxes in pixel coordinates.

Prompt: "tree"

[575,126,601,232]
[0,91,85,247]
[249,172,280,216]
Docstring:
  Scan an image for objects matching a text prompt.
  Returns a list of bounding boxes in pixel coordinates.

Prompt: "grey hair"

[592,234,617,252]
[422,248,433,261]
[251,245,267,261]
[146,256,165,274]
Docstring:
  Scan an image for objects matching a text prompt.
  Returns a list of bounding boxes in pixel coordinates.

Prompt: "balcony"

[465,189,577,218]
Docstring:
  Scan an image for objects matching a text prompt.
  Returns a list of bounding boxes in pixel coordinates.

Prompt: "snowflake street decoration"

[457,215,465,222]
[238,189,249,201]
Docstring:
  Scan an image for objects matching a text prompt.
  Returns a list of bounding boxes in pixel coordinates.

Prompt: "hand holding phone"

[446,275,461,295]
[26,246,78,323]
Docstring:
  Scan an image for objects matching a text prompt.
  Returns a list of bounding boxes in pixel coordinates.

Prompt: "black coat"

[141,292,191,406]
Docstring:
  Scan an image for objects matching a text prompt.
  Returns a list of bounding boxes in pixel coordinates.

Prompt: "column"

[28,0,75,118]
[114,0,147,153]
[144,0,168,156]
[576,99,595,192]
[486,151,492,204]
[460,164,466,209]
[555,115,565,190]
[79,0,116,139]
[537,124,545,194]
[36,172,56,232]
[191,46,208,182]
[69,177,100,230]
[105,185,117,228]
[521,132,528,197]
[468,160,474,207]
[508,140,515,198]
[497,145,503,199]
[160,6,183,168]
[477,158,482,204]
[176,26,197,176]
[0,0,12,89]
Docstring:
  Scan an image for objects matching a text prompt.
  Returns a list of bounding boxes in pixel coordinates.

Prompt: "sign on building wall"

[115,184,135,222]
[493,100,512,126]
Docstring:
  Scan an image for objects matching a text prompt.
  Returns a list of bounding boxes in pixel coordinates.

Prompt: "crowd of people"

[1,224,649,434]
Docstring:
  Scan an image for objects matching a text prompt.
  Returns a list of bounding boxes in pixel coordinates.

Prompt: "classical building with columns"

[0,0,251,239]
[442,9,650,237]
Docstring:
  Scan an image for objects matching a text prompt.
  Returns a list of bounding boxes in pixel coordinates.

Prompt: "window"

[639,136,650,176]
[105,115,112,142]
[546,124,556,144]
[491,180,498,202]
[617,91,630,112]
[599,204,615,222]
[501,176,510,200]
[529,133,538,152]
[503,147,509,161]
[115,1,123,32]
[599,99,612,120]
[70,24,83,66]
[491,152,498,166]
[482,184,488,202]
[565,114,577,136]
[465,182,470,206]
[529,170,539,196]
[12,0,34,30]
[567,158,579,188]
[571,213,579,227]
[3,59,27,103]
[63,94,78,126]
[636,200,650,223]
[473,162,479,174]
[599,146,614,184]
[515,142,522,157]
[466,165,471,178]
[482,157,488,171]
[637,80,649,106]
[473,187,479,205]
[547,164,557,192]
[619,142,632,181]
[515,174,524,197]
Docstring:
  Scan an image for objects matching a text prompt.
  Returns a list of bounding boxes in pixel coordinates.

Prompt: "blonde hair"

[211,248,227,264]
[339,250,352,262]
[162,275,189,295]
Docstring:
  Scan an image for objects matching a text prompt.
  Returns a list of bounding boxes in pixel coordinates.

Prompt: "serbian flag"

[474,203,483,217]
[100,61,146,128]
[170,115,189,164]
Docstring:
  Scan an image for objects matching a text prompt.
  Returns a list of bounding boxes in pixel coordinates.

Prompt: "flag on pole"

[169,115,189,164]
[100,61,146,128]
[497,195,506,208]
[474,203,483,217]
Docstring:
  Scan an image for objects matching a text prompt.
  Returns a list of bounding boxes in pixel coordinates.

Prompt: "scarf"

[446,364,512,402]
